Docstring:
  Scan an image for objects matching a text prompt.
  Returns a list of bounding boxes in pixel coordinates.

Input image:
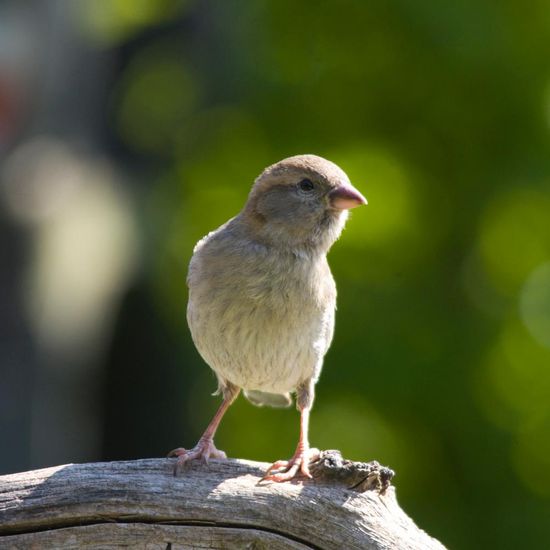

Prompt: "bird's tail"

[244,390,292,408]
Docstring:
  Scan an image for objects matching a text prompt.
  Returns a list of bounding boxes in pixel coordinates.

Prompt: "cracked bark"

[0,455,446,549]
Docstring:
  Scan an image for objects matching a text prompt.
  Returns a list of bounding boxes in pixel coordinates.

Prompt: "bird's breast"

[187,251,335,393]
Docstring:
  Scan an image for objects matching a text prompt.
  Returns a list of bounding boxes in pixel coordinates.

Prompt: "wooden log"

[0,453,446,549]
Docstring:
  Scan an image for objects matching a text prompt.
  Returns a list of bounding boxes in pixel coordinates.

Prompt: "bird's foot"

[262,447,319,482]
[168,437,227,476]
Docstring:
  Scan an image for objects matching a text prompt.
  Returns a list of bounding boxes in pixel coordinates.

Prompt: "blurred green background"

[1,1,550,548]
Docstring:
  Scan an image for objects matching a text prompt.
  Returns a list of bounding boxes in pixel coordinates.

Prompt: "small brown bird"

[169,154,366,481]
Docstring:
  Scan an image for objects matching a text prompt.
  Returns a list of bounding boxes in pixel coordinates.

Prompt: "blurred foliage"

[4,1,550,548]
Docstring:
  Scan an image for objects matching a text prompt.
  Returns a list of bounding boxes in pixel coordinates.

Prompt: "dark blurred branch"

[0,456,445,549]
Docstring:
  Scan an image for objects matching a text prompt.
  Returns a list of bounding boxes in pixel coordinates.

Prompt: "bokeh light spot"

[114,54,198,153]
[333,144,416,247]
[478,320,550,430]
[313,395,401,463]
[477,189,550,296]
[76,0,187,45]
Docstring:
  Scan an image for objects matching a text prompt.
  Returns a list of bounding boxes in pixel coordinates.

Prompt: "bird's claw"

[262,448,317,482]
[265,459,290,474]
[168,438,227,476]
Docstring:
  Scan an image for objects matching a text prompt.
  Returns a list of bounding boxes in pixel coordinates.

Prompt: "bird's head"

[242,154,366,252]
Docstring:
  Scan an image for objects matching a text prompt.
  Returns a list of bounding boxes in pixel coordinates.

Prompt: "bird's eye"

[298,178,315,192]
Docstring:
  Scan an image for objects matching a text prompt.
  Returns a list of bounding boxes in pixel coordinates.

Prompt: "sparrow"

[169,154,366,481]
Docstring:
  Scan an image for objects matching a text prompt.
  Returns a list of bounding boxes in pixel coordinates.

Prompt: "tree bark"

[0,456,446,549]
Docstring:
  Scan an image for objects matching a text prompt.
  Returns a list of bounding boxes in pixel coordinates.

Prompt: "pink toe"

[300,464,313,479]
[266,460,289,474]
[167,447,186,458]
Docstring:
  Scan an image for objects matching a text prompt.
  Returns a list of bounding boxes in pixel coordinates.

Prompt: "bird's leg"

[168,382,239,475]
[263,382,316,482]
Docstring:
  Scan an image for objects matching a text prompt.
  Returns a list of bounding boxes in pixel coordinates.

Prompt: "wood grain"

[0,458,446,549]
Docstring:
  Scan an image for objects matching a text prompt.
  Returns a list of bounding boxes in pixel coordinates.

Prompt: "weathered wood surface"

[0,457,446,549]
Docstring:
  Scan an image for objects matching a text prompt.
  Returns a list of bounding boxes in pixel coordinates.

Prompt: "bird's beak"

[329,184,367,210]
